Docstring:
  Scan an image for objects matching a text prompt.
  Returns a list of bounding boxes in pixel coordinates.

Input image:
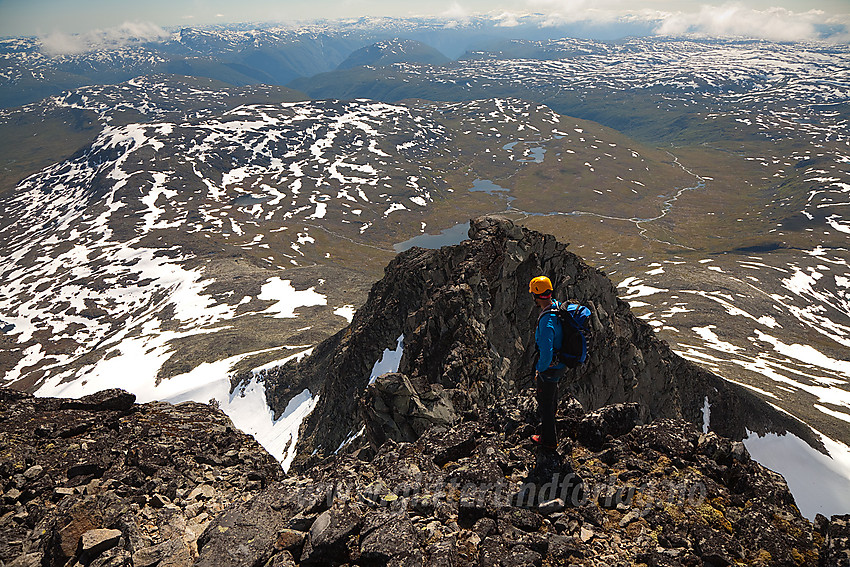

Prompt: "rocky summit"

[2,215,848,566]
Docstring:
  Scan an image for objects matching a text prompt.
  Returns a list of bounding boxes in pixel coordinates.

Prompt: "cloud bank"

[654,5,834,42]
[40,22,170,56]
[524,0,849,41]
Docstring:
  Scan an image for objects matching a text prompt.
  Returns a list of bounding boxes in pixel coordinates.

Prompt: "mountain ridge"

[261,216,821,474]
[337,39,450,70]
[3,384,848,565]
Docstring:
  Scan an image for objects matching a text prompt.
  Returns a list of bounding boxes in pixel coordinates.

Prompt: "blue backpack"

[539,302,592,368]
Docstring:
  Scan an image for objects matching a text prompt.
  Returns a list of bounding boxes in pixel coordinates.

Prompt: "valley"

[0,27,848,516]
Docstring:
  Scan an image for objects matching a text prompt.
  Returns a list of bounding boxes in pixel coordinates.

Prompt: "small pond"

[232,194,273,207]
[394,222,470,252]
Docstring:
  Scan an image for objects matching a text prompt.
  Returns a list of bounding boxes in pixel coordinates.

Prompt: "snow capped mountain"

[0,15,621,109]
[0,81,447,386]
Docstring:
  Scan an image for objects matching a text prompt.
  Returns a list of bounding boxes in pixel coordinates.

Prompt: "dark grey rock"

[498,507,543,532]
[424,534,458,567]
[547,534,586,560]
[300,501,363,564]
[823,515,850,567]
[479,536,508,567]
[502,544,542,567]
[59,389,136,412]
[692,525,744,565]
[88,548,133,567]
[572,403,642,451]
[417,422,481,467]
[359,511,419,561]
[538,498,565,515]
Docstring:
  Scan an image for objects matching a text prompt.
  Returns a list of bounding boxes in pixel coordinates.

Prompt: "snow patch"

[257,278,326,318]
[369,334,404,383]
[744,429,850,520]
[334,305,356,322]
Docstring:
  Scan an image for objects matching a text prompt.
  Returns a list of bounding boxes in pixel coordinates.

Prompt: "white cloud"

[443,1,471,27]
[495,11,522,27]
[40,21,170,56]
[40,32,88,55]
[524,0,847,41]
[654,4,826,41]
[527,0,628,24]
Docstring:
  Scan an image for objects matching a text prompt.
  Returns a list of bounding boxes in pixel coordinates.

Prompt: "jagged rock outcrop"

[195,389,841,566]
[263,215,819,472]
[0,388,283,567]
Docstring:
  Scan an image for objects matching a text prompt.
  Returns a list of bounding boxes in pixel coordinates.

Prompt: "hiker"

[530,275,565,451]
[529,275,591,451]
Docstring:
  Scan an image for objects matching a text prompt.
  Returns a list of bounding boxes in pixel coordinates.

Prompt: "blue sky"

[1,0,848,41]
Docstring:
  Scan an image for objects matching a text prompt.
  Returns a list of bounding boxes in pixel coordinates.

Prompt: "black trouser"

[536,368,565,448]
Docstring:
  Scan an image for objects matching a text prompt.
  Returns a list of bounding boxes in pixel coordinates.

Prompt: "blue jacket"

[535,300,565,372]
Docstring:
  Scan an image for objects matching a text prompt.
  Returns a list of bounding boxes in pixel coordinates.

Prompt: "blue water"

[233,194,272,207]
[517,147,546,163]
[470,179,509,195]
[394,222,470,252]
[469,179,516,209]
[501,142,546,163]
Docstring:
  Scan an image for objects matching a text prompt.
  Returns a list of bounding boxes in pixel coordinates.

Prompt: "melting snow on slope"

[692,326,744,354]
[334,305,356,322]
[38,345,318,472]
[744,428,850,519]
[754,330,850,378]
[258,277,327,317]
[618,276,668,301]
[256,387,320,472]
[31,275,329,472]
[369,334,404,383]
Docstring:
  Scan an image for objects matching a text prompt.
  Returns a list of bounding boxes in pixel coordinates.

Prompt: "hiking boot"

[531,434,557,450]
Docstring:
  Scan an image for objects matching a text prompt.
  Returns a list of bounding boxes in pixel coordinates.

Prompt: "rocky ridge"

[195,389,850,566]
[2,215,849,565]
[263,216,820,471]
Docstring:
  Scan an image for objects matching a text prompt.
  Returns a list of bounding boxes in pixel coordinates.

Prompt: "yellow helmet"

[529,276,553,295]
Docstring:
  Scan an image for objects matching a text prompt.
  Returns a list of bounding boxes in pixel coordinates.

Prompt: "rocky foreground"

[2,386,849,567]
[0,388,283,567]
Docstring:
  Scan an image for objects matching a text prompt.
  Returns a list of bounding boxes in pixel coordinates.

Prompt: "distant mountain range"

[337,38,450,70]
[0,16,657,109]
